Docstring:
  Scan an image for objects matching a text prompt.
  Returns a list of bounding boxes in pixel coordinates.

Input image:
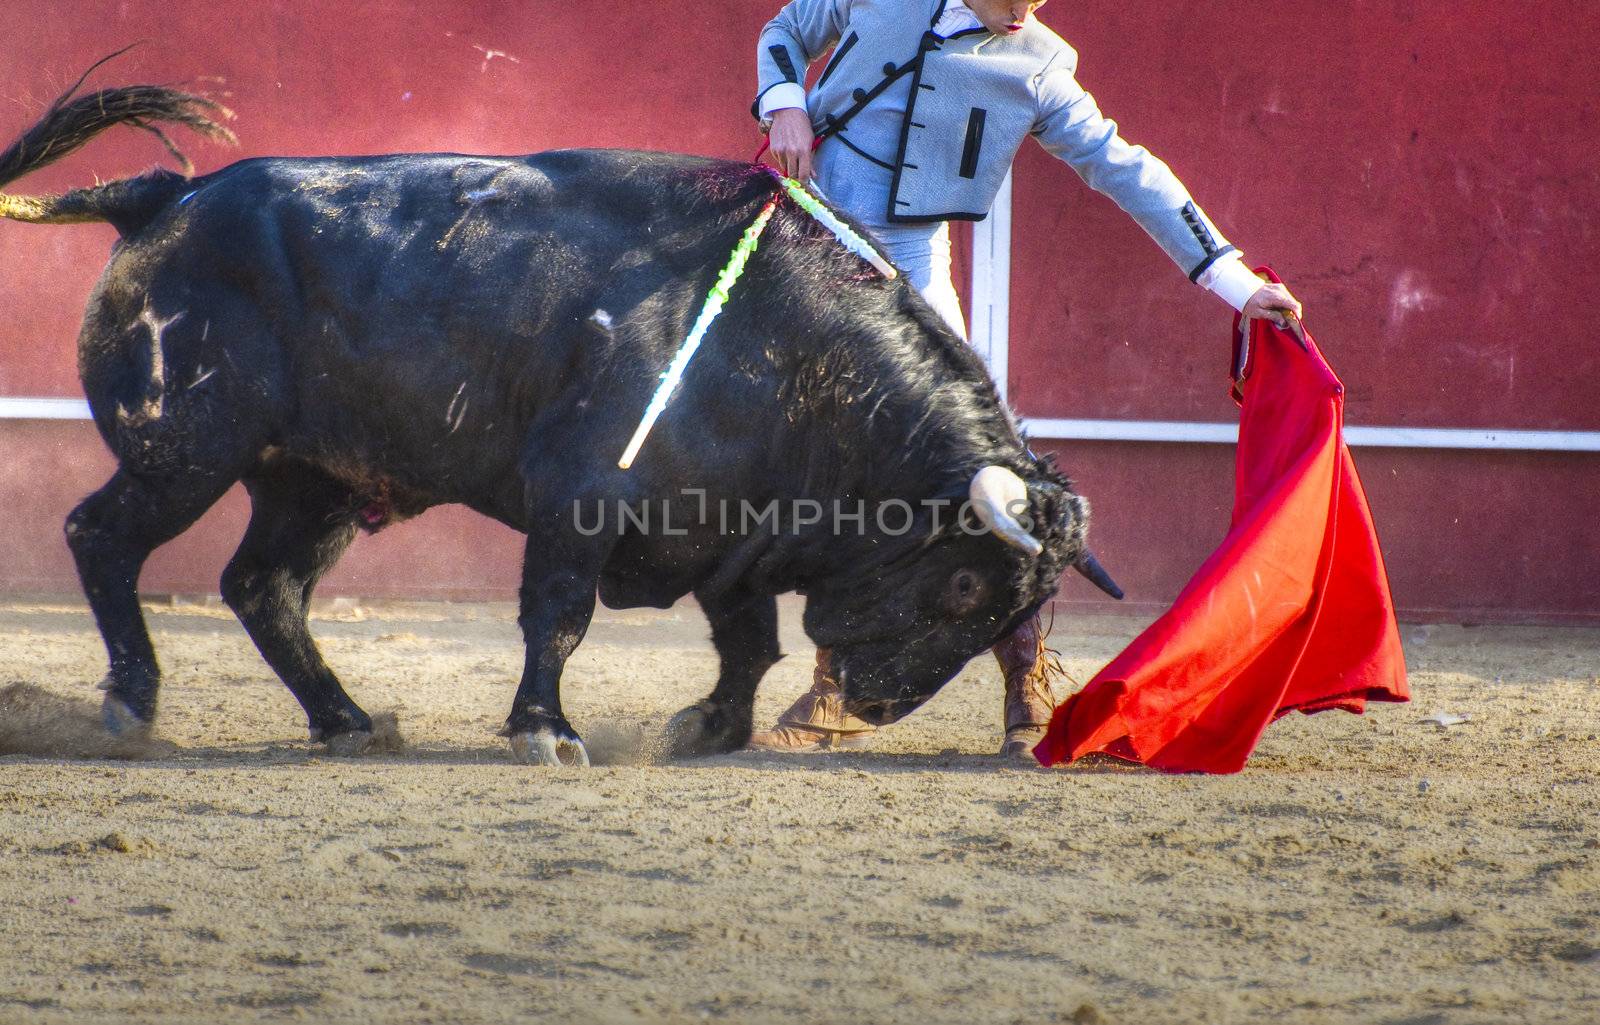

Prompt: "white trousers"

[873,222,967,341]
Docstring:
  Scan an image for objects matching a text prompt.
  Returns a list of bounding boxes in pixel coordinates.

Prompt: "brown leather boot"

[747,648,878,752]
[991,613,1063,758]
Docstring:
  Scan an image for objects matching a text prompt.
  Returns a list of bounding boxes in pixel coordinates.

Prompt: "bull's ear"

[1026,482,1089,557]
[1023,480,1055,534]
[1061,490,1090,540]
[1027,448,1062,476]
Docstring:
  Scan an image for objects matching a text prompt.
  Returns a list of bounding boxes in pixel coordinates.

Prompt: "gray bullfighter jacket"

[755,0,1239,284]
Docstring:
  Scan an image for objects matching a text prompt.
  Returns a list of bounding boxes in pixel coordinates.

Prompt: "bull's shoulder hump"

[214,150,732,186]
[517,149,774,218]
[187,150,750,206]
[519,148,728,177]
[206,154,525,193]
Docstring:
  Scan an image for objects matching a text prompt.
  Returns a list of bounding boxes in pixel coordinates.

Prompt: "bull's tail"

[0,48,235,230]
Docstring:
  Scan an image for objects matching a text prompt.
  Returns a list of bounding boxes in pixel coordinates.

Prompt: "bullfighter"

[748,0,1304,755]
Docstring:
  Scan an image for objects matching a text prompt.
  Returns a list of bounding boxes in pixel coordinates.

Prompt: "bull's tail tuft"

[0,46,236,226]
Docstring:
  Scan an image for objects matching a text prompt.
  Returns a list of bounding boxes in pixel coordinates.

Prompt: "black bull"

[0,84,1118,764]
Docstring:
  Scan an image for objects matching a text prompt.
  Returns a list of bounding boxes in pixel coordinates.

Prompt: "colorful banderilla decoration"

[616,175,896,470]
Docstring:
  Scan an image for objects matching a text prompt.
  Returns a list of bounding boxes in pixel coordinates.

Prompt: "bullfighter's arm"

[1029,48,1270,313]
[754,0,851,181]
[753,0,850,120]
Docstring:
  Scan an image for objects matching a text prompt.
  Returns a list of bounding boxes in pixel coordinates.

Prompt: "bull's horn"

[1074,550,1124,600]
[969,466,1043,557]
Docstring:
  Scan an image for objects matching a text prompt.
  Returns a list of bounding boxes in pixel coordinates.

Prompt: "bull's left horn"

[969,466,1043,557]
[1074,550,1125,600]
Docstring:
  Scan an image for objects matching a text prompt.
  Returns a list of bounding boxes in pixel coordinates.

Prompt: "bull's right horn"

[969,466,1043,557]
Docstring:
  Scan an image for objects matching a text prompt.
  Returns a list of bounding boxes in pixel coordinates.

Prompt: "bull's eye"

[946,568,984,612]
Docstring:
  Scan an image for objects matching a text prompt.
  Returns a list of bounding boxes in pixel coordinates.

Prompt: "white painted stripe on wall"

[1342,426,1600,451]
[1024,418,1600,452]
[968,168,1012,403]
[4,396,1590,452]
[1024,418,1238,444]
[0,397,92,420]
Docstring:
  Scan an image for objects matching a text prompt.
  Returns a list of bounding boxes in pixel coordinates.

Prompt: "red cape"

[1034,291,1409,774]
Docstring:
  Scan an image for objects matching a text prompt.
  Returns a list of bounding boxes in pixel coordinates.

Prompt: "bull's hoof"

[101,693,153,741]
[998,725,1047,760]
[509,728,590,767]
[312,712,400,757]
[664,700,750,759]
[322,730,375,757]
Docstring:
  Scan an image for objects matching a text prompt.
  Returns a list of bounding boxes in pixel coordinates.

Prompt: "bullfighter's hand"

[767,107,816,183]
[1242,281,1304,330]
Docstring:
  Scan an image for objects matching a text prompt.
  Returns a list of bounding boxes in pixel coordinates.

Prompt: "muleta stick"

[617,196,780,470]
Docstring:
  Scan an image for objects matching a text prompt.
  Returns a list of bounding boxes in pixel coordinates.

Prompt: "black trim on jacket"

[959,107,987,179]
[815,50,924,142]
[1188,245,1239,283]
[886,31,954,223]
[816,31,859,88]
[885,209,991,223]
[831,130,895,170]
[1181,201,1221,256]
[770,44,800,83]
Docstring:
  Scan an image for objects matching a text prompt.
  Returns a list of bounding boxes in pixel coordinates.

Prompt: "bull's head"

[802,462,1118,726]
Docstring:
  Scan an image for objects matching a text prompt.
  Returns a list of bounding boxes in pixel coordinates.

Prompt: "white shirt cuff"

[759,83,808,120]
[1200,252,1263,312]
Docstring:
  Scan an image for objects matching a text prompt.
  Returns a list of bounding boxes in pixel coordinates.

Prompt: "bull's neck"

[772,321,1022,504]
[710,317,1023,594]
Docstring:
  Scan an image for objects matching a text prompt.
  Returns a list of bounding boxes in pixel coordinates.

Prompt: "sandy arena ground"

[0,597,1596,1025]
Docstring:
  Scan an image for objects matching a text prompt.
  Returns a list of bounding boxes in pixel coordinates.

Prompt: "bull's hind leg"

[66,468,237,734]
[665,587,779,757]
[220,464,373,750]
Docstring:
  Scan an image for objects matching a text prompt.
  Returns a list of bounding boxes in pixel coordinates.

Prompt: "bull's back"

[183,148,722,331]
[84,149,746,509]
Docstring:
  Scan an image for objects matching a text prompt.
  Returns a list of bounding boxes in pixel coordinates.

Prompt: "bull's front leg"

[504,534,603,767]
[665,586,780,757]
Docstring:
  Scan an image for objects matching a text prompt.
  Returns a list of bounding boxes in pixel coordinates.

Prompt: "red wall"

[1,3,1596,621]
[1006,2,1600,623]
[1009,2,1600,430]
